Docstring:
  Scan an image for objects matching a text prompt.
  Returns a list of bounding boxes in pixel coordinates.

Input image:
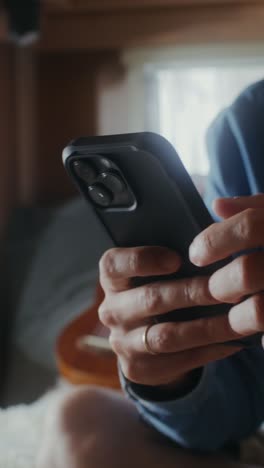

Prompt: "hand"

[99,245,242,388]
[190,194,264,345]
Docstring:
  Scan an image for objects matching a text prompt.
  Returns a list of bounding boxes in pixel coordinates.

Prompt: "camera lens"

[72,160,97,184]
[88,183,113,207]
[99,171,126,194]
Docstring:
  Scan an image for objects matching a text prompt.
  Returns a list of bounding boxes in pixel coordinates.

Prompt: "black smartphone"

[63,132,261,347]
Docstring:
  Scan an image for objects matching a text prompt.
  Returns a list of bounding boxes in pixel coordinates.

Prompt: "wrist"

[128,368,203,402]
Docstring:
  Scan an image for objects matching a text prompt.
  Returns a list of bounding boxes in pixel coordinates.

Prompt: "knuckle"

[98,300,115,327]
[109,333,123,356]
[99,249,117,278]
[140,285,162,314]
[128,250,140,275]
[236,209,257,242]
[251,294,264,330]
[149,324,173,353]
[182,282,191,305]
[182,281,197,306]
[201,229,215,255]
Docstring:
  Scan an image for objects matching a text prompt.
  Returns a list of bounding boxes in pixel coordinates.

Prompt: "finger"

[229,293,264,335]
[114,313,243,356]
[119,343,242,386]
[214,194,264,219]
[209,252,264,303]
[189,208,264,267]
[98,275,219,328]
[99,246,181,292]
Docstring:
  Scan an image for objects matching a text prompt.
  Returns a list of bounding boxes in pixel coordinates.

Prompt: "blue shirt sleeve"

[204,109,250,220]
[121,348,264,451]
[205,78,264,217]
[122,81,264,451]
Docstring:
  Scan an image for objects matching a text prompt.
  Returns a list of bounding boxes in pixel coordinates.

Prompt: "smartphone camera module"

[72,160,97,185]
[71,154,136,210]
[98,172,126,194]
[88,183,113,207]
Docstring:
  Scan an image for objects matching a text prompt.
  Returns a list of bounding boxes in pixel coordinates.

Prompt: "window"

[146,66,264,178]
[101,44,264,192]
[122,44,264,190]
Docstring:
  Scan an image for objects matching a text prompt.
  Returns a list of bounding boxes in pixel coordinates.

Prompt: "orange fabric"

[56,283,120,389]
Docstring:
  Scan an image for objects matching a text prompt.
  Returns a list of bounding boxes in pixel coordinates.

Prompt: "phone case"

[63,132,261,347]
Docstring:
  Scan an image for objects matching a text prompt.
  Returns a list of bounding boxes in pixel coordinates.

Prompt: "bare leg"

[37,386,260,468]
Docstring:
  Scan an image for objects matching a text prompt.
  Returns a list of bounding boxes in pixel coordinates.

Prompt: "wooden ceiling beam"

[39,3,264,51]
[45,0,262,13]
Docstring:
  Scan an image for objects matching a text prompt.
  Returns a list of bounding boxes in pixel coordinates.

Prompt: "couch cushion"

[2,197,112,402]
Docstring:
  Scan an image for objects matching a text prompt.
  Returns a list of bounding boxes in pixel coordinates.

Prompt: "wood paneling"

[2,1,264,206]
[45,0,262,12]
[14,49,37,205]
[40,4,264,51]
[0,47,120,205]
[35,52,110,202]
[0,46,15,233]
[0,13,8,42]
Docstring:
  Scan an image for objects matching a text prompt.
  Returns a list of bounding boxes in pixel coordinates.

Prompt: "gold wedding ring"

[142,323,158,355]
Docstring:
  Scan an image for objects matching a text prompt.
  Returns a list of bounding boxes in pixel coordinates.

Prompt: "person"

[37,80,264,468]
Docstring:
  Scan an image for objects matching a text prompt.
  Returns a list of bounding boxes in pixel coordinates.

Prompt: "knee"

[37,387,114,468]
[58,386,113,436]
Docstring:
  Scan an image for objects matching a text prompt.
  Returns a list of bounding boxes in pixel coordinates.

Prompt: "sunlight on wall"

[155,67,264,176]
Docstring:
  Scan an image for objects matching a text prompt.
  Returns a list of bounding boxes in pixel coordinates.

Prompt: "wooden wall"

[0,46,119,214]
[0,46,15,232]
[0,0,264,232]
[35,52,99,203]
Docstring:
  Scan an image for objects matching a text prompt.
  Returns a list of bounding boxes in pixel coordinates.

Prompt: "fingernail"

[229,196,245,203]
[217,196,240,203]
[261,335,264,350]
[189,240,204,266]
[229,305,245,334]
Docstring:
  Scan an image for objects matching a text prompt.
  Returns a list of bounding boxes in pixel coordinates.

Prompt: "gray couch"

[1,198,112,405]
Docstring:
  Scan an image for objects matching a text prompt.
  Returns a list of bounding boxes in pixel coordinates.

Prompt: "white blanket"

[1,385,264,468]
[0,388,64,468]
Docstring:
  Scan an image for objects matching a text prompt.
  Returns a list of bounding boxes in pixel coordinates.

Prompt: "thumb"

[213,193,264,219]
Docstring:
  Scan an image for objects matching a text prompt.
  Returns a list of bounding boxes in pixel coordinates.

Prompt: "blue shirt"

[124,80,264,451]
